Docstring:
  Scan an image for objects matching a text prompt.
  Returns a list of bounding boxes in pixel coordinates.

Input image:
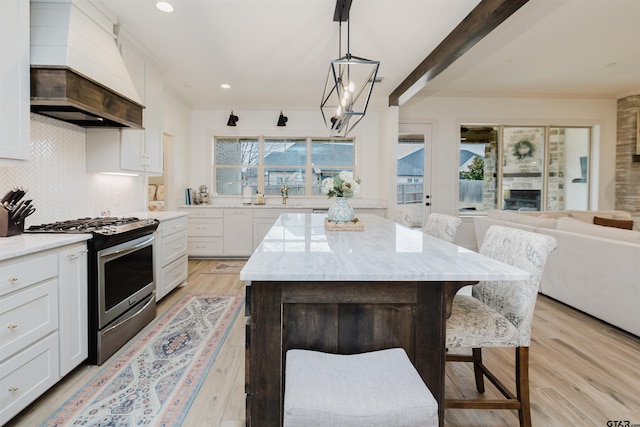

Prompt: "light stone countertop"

[0,233,91,261]
[240,213,530,282]
[125,211,187,221]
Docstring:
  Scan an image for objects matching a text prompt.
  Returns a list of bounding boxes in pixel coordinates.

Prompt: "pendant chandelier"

[321,0,379,137]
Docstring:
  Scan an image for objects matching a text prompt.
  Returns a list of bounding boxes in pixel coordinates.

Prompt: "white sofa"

[474,210,640,337]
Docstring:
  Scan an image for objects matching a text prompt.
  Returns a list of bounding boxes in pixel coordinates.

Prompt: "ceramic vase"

[327,197,354,222]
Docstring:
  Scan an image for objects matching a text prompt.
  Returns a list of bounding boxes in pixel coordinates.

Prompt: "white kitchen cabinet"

[57,243,88,376]
[0,0,30,162]
[252,209,294,250]
[119,40,163,174]
[85,39,163,174]
[224,209,253,256]
[182,208,224,257]
[0,251,59,425]
[155,215,188,300]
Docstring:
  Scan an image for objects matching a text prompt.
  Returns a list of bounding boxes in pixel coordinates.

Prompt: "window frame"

[212,136,356,197]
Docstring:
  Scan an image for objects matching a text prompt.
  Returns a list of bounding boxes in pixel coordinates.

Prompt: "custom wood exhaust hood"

[31,67,144,128]
[30,0,144,128]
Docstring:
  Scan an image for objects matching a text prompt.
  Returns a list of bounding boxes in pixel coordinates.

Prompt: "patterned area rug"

[41,293,244,427]
[203,261,246,274]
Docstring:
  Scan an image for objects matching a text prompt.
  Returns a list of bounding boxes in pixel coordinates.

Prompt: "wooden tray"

[324,217,365,231]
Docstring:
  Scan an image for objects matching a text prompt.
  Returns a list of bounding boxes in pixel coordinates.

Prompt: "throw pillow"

[557,217,640,244]
[593,216,634,230]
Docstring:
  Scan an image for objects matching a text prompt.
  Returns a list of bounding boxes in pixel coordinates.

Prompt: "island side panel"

[248,281,283,427]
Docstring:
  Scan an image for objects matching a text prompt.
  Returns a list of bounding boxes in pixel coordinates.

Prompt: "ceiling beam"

[388,0,529,107]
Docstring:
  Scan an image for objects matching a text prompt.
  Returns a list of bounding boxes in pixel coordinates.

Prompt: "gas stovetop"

[26,217,158,235]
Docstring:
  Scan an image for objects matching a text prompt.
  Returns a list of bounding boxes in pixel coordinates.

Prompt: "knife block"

[0,207,24,237]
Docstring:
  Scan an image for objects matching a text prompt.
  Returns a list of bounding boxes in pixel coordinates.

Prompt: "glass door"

[396,124,432,228]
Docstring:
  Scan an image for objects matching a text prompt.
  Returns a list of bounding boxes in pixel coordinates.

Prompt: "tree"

[460,156,484,180]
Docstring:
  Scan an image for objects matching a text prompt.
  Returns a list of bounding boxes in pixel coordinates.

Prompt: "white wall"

[188,108,383,203]
[162,90,192,210]
[0,114,146,225]
[399,95,618,213]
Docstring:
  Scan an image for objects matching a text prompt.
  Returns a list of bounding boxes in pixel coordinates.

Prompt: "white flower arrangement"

[321,171,361,198]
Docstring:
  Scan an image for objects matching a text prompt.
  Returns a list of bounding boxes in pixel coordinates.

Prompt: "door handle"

[425,202,431,206]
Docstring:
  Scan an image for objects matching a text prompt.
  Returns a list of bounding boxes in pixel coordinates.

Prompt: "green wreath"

[513,140,535,160]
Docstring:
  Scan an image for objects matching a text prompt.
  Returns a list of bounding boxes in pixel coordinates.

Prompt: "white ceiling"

[98,0,640,111]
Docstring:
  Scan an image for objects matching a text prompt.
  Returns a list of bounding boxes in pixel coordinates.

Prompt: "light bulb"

[336,106,342,116]
[348,81,355,92]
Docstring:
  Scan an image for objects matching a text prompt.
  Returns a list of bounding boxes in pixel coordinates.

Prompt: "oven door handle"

[103,293,155,336]
[101,235,154,260]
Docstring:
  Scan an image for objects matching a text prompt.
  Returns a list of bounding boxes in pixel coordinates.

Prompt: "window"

[459,125,591,212]
[213,136,355,196]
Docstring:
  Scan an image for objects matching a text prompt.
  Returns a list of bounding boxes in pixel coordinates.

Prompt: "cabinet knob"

[7,277,18,282]
[8,386,19,393]
[67,253,79,260]
[173,245,182,250]
[7,324,18,329]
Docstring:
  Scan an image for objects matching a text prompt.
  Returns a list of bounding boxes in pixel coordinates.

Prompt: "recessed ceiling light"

[155,1,174,13]
[221,83,231,89]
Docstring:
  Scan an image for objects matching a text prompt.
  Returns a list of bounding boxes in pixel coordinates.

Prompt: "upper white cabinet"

[119,41,163,174]
[85,37,163,174]
[0,0,30,162]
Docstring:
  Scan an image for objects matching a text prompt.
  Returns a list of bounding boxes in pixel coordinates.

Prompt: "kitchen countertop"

[0,233,91,261]
[241,213,529,282]
[125,211,187,221]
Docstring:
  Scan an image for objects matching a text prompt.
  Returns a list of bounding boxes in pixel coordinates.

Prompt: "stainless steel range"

[26,217,159,364]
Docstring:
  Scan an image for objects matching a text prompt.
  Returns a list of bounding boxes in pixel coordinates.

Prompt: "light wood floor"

[8,259,640,426]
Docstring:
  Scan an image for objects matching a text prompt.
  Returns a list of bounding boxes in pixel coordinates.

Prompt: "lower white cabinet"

[223,210,253,256]
[183,208,224,257]
[57,244,88,376]
[181,207,386,258]
[155,215,188,300]
[252,210,288,249]
[0,241,88,425]
[0,333,60,424]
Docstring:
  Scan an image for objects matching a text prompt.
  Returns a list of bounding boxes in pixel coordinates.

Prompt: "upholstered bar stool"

[284,348,439,427]
[423,213,463,243]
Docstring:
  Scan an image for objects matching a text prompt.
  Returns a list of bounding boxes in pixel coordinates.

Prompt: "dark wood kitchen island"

[240,213,528,427]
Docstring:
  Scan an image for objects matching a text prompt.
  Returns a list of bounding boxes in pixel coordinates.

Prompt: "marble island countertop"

[241,213,530,282]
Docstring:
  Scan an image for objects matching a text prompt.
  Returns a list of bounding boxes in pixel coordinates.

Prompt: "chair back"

[474,225,557,346]
[423,213,463,243]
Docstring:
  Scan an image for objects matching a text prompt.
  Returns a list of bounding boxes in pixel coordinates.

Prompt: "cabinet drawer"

[183,209,223,219]
[0,279,58,361]
[0,333,60,426]
[187,237,223,257]
[161,230,188,266]
[160,216,188,238]
[188,219,224,236]
[161,255,188,297]
[0,253,57,297]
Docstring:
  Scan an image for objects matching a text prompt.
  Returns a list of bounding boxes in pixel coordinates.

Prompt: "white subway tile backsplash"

[0,114,146,227]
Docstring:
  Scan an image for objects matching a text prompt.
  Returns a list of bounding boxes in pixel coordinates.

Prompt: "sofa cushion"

[567,210,632,223]
[486,210,557,229]
[556,217,640,244]
[593,216,634,230]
